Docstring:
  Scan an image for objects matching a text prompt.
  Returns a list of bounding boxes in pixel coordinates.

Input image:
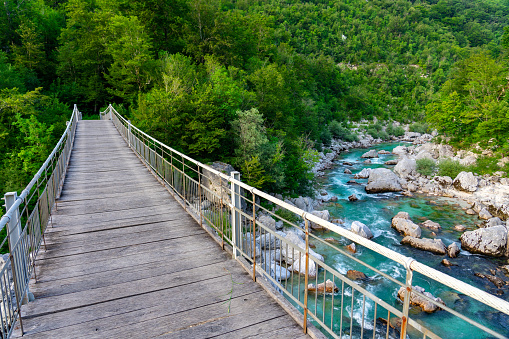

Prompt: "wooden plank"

[40,226,205,259]
[50,202,178,225]
[41,219,202,251]
[17,277,262,337]
[35,232,217,273]
[78,291,288,339]
[35,238,220,282]
[24,260,247,316]
[44,211,181,236]
[31,248,228,298]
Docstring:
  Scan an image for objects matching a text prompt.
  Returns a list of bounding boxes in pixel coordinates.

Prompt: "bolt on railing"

[104,104,509,339]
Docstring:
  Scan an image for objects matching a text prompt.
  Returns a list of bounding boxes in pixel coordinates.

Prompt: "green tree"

[12,20,44,71]
[104,15,155,103]
[57,0,110,112]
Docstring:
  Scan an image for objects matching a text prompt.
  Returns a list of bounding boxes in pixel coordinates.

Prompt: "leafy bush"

[275,208,300,228]
[320,128,332,147]
[409,122,430,134]
[366,123,390,140]
[468,156,500,175]
[328,120,342,137]
[386,122,405,137]
[328,120,358,142]
[438,159,466,178]
[416,158,437,176]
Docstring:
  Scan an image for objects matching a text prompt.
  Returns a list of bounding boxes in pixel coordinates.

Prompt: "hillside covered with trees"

[1,0,509,196]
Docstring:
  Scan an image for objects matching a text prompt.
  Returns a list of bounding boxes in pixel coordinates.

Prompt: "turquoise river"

[293,142,509,339]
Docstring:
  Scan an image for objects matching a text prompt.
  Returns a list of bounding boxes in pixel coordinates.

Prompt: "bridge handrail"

[106,104,509,339]
[0,104,80,337]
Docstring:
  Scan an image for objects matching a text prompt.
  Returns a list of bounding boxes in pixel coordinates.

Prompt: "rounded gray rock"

[460,225,507,257]
[350,221,373,239]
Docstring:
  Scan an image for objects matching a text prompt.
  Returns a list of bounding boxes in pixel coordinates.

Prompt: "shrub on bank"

[386,122,405,137]
[409,122,430,134]
[437,159,466,178]
[328,120,359,142]
[416,158,437,176]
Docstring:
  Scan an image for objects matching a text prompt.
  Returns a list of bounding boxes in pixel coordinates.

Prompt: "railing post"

[303,218,310,333]
[198,168,203,228]
[252,191,256,281]
[400,258,415,339]
[4,192,21,258]
[128,120,132,147]
[4,192,29,305]
[230,171,241,259]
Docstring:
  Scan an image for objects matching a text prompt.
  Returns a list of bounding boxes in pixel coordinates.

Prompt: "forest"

[1,0,509,197]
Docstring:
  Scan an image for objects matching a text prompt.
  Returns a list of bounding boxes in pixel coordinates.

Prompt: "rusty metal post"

[230,171,241,259]
[400,258,415,339]
[303,218,310,333]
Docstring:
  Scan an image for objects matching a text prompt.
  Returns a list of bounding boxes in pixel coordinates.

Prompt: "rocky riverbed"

[203,129,509,338]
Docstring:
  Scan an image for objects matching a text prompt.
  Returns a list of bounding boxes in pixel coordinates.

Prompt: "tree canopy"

[1,0,509,196]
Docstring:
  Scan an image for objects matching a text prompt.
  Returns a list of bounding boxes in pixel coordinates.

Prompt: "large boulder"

[294,196,314,212]
[437,145,454,158]
[485,217,504,228]
[460,226,508,257]
[366,168,402,193]
[258,215,276,232]
[361,149,378,158]
[347,270,367,280]
[350,221,374,239]
[309,210,330,230]
[478,208,493,220]
[453,172,478,192]
[401,236,446,255]
[434,176,452,187]
[460,155,477,166]
[394,157,417,179]
[281,231,324,275]
[392,145,408,156]
[348,194,358,202]
[397,286,445,313]
[258,231,285,249]
[201,161,236,204]
[421,220,441,231]
[391,212,421,238]
[308,279,339,294]
[447,242,460,258]
[415,150,435,161]
[354,168,371,179]
[271,264,291,281]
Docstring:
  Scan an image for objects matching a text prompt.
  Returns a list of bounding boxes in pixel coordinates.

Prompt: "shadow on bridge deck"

[12,120,309,338]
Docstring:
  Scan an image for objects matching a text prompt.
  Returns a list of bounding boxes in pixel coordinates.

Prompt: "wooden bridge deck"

[13,120,308,338]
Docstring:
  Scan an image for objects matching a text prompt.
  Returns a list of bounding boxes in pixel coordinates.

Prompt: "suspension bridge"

[0,105,508,338]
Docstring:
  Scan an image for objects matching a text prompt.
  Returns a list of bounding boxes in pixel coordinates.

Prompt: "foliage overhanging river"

[288,142,509,338]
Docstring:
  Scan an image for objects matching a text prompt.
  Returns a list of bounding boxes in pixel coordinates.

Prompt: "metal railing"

[0,105,81,338]
[103,104,509,339]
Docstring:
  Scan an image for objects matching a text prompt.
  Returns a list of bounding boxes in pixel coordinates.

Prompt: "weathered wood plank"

[35,238,220,282]
[18,277,263,337]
